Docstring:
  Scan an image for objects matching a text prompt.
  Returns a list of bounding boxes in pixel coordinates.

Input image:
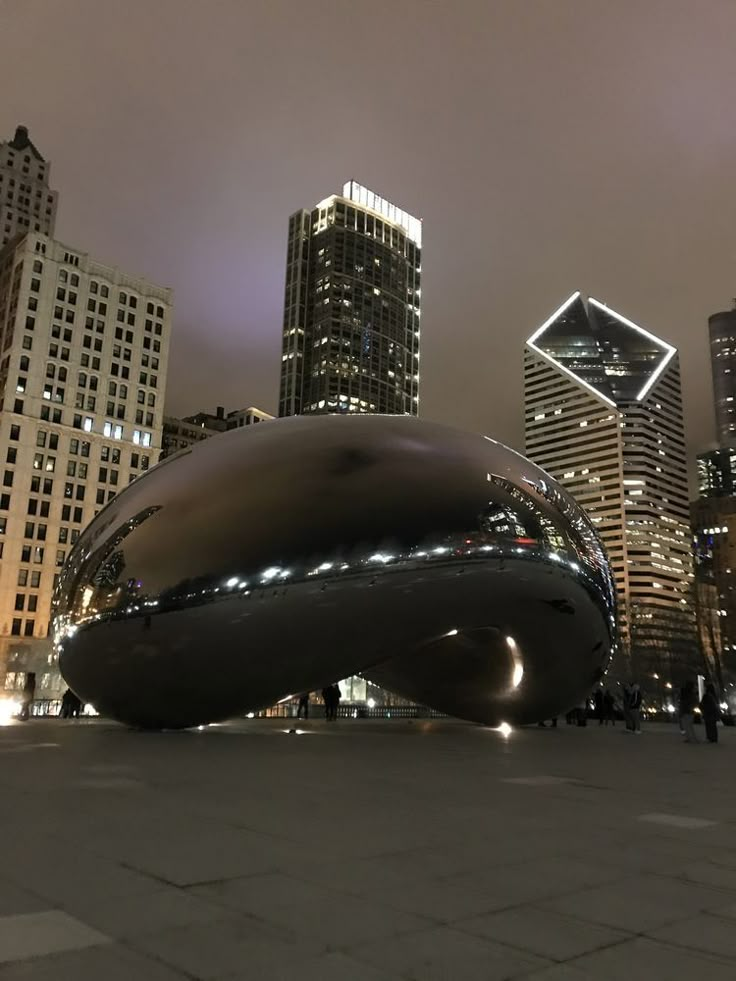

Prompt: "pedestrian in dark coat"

[700,683,720,743]
[18,672,36,721]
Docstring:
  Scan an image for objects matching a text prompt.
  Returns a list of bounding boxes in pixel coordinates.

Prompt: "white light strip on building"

[526,291,618,409]
[342,181,422,247]
[588,297,677,401]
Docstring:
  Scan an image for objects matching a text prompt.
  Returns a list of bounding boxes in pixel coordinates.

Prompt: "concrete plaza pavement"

[0,716,735,980]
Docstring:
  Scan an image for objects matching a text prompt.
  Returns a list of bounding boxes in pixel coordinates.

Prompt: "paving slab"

[0,717,734,979]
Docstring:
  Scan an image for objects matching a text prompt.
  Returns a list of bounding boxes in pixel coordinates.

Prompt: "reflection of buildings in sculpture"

[691,496,736,696]
[278,181,421,418]
[524,291,696,681]
[54,409,617,728]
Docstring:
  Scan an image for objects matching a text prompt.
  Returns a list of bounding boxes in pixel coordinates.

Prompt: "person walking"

[321,687,332,720]
[328,683,341,721]
[60,688,73,718]
[594,688,604,725]
[18,672,36,721]
[700,683,720,744]
[297,692,310,720]
[629,683,642,734]
[679,680,698,743]
[603,689,615,726]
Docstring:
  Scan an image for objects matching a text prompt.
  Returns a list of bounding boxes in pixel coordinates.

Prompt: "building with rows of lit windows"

[0,127,171,698]
[524,291,699,686]
[279,181,421,418]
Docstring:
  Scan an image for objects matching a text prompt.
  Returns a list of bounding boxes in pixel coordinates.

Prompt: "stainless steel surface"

[53,415,616,729]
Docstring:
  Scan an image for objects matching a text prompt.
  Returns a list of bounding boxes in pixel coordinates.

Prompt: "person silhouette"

[700,683,719,743]
[19,672,36,721]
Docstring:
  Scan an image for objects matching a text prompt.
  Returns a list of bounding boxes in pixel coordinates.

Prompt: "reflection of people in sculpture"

[700,683,719,743]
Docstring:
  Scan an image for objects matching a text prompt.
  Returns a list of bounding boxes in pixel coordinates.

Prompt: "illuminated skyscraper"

[709,303,736,447]
[278,181,421,417]
[524,291,697,680]
[0,231,171,697]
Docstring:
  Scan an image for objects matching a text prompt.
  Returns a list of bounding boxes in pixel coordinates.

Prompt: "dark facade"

[709,304,736,447]
[279,182,421,418]
[697,447,736,498]
[691,496,736,692]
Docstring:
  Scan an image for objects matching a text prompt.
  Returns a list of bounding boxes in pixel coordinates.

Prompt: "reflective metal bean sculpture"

[53,416,616,729]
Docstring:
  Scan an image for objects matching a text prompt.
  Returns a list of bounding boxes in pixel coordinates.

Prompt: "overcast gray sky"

[3,0,735,480]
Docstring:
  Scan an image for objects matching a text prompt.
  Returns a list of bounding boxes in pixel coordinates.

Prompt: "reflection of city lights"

[0,699,19,725]
[497,722,512,738]
[367,698,376,708]
[225,577,238,588]
[506,636,524,688]
[445,628,459,637]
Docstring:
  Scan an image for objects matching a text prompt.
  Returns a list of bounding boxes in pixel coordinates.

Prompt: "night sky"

[3,0,736,485]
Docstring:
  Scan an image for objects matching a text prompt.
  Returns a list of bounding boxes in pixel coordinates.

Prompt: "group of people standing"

[590,679,722,743]
[296,684,342,721]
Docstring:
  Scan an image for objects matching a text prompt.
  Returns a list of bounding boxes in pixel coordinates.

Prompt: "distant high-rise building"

[708,303,736,447]
[524,291,697,681]
[278,181,421,418]
[0,126,59,248]
[691,497,736,694]
[0,231,172,696]
[226,406,272,430]
[161,405,273,458]
[696,447,736,498]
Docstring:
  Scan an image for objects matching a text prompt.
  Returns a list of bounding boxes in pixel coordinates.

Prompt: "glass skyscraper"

[278,181,421,418]
[709,303,736,447]
[524,291,698,684]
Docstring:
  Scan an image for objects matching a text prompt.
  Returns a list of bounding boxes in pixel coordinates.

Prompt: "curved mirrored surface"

[53,415,616,729]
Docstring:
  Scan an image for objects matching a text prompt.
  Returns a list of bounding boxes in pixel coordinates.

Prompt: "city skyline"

[3,1,736,488]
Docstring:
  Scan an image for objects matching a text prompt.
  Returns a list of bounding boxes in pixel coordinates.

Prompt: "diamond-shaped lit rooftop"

[527,292,676,405]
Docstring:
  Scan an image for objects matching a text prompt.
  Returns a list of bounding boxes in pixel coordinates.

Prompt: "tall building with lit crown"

[0,231,171,696]
[0,126,59,248]
[524,291,697,682]
[278,181,421,418]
